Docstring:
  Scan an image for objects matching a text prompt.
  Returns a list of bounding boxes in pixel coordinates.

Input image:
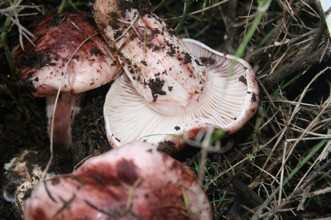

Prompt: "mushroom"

[93,1,259,146]
[104,38,258,146]
[95,2,207,116]
[15,12,121,146]
[24,141,212,220]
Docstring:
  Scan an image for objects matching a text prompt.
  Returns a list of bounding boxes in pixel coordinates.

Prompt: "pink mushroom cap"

[15,12,120,96]
[24,142,212,220]
[14,12,121,146]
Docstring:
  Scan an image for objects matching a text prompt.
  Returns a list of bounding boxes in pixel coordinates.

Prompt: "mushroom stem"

[46,93,80,147]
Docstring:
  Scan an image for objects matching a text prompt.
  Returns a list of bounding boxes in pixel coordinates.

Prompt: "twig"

[115,11,139,42]
[306,186,331,198]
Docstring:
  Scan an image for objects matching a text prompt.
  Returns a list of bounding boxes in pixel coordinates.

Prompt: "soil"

[0,68,111,218]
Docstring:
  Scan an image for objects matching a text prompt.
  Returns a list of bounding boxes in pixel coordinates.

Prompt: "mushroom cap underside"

[24,142,211,220]
[103,38,259,147]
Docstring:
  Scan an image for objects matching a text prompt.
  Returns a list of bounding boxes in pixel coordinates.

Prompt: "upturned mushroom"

[95,1,207,116]
[15,12,121,146]
[93,0,259,147]
[24,141,212,220]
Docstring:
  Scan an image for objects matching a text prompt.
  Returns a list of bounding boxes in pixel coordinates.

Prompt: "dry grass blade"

[252,140,327,219]
[0,0,42,49]
[262,69,329,171]
[42,32,98,179]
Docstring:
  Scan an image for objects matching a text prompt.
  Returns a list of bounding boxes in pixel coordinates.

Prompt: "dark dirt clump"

[147,78,166,102]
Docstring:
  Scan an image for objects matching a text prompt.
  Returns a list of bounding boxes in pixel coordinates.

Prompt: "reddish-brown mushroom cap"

[24,142,212,220]
[15,12,120,96]
[14,12,121,146]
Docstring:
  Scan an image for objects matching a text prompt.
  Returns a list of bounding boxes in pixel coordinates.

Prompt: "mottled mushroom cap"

[24,142,212,220]
[15,12,120,97]
[103,39,259,147]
